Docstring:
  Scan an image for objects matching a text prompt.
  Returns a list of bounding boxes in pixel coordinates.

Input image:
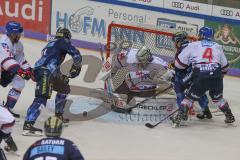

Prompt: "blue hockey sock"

[25,97,47,122]
[55,93,67,114]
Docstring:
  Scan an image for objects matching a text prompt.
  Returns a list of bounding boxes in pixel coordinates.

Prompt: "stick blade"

[145,123,155,128]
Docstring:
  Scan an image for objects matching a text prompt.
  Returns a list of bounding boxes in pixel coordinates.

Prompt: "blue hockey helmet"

[6,21,23,36]
[198,27,214,40]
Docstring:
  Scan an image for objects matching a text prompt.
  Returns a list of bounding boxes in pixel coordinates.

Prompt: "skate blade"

[225,122,237,127]
[5,151,20,157]
[171,121,188,128]
[22,130,43,137]
[172,123,179,128]
[213,113,224,116]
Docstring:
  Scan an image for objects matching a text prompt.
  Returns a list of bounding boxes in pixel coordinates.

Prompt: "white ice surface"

[0,37,239,160]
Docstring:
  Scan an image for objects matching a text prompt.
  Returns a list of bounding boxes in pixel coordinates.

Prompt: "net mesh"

[106,23,196,61]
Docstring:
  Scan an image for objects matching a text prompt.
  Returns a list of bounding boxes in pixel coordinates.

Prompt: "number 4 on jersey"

[202,48,212,62]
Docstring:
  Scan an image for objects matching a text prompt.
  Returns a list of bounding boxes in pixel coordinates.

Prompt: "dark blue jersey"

[175,41,190,78]
[34,38,81,73]
[23,137,84,160]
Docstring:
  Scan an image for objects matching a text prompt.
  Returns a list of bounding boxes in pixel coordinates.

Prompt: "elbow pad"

[8,64,21,77]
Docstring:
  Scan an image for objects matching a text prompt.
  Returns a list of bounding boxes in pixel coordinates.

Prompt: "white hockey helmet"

[136,46,153,64]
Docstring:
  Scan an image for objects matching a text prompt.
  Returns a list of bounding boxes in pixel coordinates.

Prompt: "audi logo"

[172,2,184,9]
[220,9,233,16]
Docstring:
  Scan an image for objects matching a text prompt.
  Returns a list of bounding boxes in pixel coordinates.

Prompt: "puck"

[83,111,87,117]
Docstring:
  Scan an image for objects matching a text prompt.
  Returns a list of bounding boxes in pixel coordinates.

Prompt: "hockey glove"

[69,64,81,78]
[17,68,34,80]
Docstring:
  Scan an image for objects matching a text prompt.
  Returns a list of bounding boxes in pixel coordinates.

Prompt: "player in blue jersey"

[22,28,82,136]
[23,116,85,160]
[172,31,212,119]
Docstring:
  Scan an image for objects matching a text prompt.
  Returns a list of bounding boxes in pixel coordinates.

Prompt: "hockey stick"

[112,84,173,114]
[0,147,7,160]
[128,84,173,112]
[99,44,105,63]
[145,108,179,128]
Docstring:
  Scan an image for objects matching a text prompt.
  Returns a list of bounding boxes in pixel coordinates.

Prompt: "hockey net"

[106,22,196,91]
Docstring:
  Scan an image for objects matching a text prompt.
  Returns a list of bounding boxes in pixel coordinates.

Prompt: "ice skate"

[171,107,189,128]
[4,136,17,152]
[219,107,236,126]
[171,110,185,128]
[196,107,212,120]
[224,111,235,124]
[22,121,43,136]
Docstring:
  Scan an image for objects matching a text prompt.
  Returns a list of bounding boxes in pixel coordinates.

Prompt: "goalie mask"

[136,46,153,65]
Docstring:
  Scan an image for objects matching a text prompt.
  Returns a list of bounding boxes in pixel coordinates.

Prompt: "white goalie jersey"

[112,48,168,92]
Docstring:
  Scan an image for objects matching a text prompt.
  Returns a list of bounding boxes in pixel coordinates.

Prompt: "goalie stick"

[145,108,179,128]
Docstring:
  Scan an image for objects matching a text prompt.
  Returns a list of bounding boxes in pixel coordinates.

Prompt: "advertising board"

[51,0,203,50]
[0,0,51,36]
